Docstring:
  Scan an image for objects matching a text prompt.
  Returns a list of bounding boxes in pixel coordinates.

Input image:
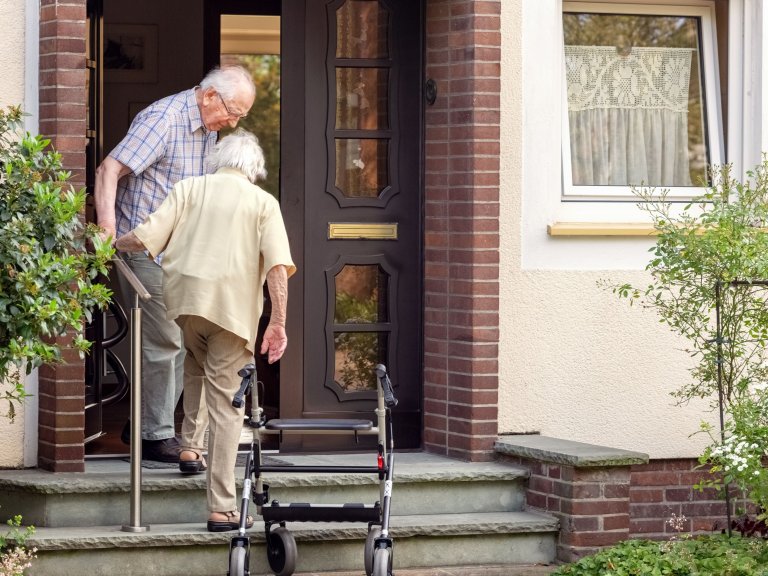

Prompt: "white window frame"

[561,1,724,201]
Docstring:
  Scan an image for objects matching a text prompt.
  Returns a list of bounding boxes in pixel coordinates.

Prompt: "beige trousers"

[176,315,252,513]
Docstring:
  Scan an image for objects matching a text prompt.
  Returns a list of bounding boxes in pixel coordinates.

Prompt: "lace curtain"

[564,45,693,187]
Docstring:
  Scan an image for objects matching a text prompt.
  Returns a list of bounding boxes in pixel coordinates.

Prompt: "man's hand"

[114,231,146,253]
[260,323,287,364]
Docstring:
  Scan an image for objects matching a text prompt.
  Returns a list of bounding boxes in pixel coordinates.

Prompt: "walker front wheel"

[267,526,297,576]
[372,546,390,576]
[229,543,248,576]
[364,527,382,576]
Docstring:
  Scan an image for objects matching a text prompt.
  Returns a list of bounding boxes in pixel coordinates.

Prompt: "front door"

[280,0,423,449]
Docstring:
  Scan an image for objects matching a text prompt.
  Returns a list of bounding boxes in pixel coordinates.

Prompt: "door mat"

[120,459,178,469]
[120,455,294,469]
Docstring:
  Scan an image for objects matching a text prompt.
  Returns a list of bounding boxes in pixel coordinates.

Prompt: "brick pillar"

[423,0,501,461]
[37,0,88,472]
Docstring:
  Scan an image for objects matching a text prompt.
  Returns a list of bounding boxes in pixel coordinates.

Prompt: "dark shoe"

[179,450,207,474]
[141,437,181,463]
[121,420,131,445]
[207,511,254,532]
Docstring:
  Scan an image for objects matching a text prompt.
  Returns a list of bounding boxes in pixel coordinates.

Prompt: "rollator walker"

[227,363,399,576]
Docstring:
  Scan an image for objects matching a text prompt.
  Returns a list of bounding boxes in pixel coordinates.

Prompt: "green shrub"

[0,105,113,419]
[552,535,768,576]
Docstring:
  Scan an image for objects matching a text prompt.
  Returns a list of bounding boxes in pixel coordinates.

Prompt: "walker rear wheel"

[267,526,297,576]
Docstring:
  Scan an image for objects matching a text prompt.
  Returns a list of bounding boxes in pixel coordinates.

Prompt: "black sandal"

[207,511,254,532]
[178,450,207,474]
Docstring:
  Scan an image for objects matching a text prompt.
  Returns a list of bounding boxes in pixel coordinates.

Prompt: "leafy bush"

[552,535,768,576]
[608,162,768,516]
[0,105,113,418]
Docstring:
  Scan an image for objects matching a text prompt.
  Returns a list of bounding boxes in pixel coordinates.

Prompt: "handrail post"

[113,255,151,533]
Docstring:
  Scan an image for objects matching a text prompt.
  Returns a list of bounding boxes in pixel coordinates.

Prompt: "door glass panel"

[336,67,389,130]
[334,264,388,323]
[335,138,389,197]
[336,0,389,59]
[334,331,388,391]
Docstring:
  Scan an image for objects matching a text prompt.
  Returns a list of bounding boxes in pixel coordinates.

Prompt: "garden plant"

[0,105,113,420]
[575,162,768,574]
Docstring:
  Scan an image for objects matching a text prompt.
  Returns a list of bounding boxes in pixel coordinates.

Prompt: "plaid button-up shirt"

[111,88,218,239]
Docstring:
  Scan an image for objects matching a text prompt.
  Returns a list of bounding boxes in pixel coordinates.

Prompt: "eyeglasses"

[216,92,248,120]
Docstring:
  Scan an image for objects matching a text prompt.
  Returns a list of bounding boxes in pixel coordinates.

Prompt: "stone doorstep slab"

[0,461,530,495]
[495,435,649,467]
[10,511,559,551]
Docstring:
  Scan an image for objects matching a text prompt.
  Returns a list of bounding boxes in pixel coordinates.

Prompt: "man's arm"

[261,265,289,364]
[114,231,146,253]
[94,156,132,241]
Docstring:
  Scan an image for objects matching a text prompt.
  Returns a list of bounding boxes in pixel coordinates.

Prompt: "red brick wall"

[502,454,740,562]
[630,459,738,539]
[502,455,632,562]
[37,0,88,472]
[424,0,501,461]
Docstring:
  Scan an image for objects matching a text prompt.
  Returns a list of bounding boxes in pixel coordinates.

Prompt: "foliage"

[334,292,380,391]
[608,161,768,515]
[0,515,36,576]
[0,105,113,419]
[222,54,281,198]
[551,535,768,576]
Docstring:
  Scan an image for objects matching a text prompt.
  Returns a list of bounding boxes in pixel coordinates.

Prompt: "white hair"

[208,129,267,183]
[200,65,256,101]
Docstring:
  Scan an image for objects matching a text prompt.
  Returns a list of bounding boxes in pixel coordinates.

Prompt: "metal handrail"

[112,254,150,533]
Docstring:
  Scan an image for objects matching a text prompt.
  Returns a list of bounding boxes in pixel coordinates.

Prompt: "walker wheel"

[267,526,297,576]
[229,542,248,576]
[364,526,382,576]
[372,546,391,576]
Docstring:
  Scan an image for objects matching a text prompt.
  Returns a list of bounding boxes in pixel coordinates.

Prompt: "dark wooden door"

[281,0,423,449]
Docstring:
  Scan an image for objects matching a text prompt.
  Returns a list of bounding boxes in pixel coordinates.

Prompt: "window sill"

[547,222,657,237]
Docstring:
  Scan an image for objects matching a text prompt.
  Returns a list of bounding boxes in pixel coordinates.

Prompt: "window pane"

[336,67,389,130]
[334,331,387,391]
[335,138,389,197]
[335,264,388,324]
[563,13,708,188]
[336,0,389,59]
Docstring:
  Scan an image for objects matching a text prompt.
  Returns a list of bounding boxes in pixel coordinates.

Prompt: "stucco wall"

[498,2,716,459]
[0,0,28,468]
[0,0,25,108]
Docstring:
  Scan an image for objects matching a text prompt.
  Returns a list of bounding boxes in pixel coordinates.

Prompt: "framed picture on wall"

[104,24,158,84]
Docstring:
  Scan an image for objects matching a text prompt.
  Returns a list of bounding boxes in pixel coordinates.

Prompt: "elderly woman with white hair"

[116,129,296,532]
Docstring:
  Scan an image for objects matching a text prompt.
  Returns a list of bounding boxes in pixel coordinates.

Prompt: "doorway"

[85,0,424,456]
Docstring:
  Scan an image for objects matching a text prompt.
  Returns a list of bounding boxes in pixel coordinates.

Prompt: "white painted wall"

[498,1,719,459]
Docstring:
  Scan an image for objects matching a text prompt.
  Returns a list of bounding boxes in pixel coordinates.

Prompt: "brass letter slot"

[328,222,398,240]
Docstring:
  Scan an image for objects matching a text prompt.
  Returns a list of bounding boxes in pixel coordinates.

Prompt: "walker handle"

[374,364,398,408]
[232,363,256,408]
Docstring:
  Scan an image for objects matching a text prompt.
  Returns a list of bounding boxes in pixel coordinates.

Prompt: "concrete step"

[0,453,531,528]
[20,511,559,576]
[0,452,560,575]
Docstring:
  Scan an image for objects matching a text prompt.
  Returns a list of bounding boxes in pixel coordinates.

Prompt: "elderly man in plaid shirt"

[94,65,255,466]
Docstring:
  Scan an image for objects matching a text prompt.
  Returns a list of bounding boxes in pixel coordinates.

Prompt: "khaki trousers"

[177,315,252,513]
